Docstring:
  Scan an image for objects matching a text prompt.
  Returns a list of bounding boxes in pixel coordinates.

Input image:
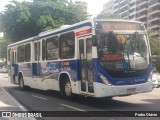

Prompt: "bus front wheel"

[60,79,73,100]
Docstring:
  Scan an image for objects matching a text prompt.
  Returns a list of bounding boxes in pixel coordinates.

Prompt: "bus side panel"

[19,63,33,77]
[18,63,35,88]
[32,63,40,76]
[37,60,80,93]
[40,60,78,81]
[15,60,80,92]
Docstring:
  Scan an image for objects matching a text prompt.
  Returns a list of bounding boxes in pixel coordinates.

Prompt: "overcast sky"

[0,0,108,16]
[83,0,108,16]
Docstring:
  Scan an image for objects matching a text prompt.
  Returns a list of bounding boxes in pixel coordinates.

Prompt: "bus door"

[32,41,41,76]
[10,50,17,84]
[79,36,94,94]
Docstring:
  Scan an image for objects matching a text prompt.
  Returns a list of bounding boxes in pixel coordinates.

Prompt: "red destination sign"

[101,54,123,61]
[76,29,92,36]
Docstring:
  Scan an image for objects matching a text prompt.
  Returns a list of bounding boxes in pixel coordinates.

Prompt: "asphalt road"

[0,73,160,120]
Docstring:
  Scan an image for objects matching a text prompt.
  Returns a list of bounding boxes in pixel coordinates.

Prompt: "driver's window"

[98,34,114,54]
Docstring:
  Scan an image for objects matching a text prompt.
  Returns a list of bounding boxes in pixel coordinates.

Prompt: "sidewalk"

[0,86,36,120]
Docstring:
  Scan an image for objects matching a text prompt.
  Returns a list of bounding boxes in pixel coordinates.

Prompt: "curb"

[1,87,36,120]
[2,87,27,111]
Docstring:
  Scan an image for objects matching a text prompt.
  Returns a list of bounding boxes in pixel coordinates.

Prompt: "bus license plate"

[127,88,136,94]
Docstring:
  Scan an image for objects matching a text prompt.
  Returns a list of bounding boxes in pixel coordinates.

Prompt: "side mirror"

[92,35,97,46]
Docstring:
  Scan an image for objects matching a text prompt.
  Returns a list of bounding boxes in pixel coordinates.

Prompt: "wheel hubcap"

[20,78,23,88]
[65,82,72,96]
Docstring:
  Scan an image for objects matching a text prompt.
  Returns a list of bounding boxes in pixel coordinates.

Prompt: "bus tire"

[60,78,73,100]
[19,76,25,90]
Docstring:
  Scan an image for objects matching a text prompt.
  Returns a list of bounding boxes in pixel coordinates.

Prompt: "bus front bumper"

[93,81,153,98]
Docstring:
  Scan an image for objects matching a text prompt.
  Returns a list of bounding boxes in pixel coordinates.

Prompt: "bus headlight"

[147,71,153,82]
[99,73,111,85]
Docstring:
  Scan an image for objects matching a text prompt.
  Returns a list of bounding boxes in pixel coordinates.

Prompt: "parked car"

[0,66,3,72]
[1,66,8,73]
[152,71,160,88]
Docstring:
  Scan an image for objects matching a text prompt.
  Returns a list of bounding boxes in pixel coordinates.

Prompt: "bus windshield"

[97,32,149,71]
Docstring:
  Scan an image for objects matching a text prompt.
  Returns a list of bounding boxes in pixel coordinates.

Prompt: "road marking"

[14,91,24,94]
[32,95,47,100]
[60,103,86,111]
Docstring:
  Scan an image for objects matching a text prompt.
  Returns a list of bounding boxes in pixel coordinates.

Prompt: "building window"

[46,36,59,60]
[60,32,75,59]
[25,43,31,62]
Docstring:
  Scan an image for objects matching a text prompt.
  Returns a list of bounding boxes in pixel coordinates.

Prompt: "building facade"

[103,0,115,14]
[148,0,160,38]
[103,0,160,38]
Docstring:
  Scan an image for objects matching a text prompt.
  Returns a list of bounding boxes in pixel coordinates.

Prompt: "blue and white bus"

[7,19,153,99]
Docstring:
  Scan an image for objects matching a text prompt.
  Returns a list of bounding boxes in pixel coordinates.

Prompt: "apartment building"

[118,0,130,19]
[148,0,160,38]
[103,0,160,38]
[102,0,115,14]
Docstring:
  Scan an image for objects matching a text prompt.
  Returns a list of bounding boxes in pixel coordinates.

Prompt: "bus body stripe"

[8,22,92,47]
[38,22,92,39]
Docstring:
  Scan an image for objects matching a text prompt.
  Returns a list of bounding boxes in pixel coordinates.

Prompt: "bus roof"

[8,19,93,48]
[94,19,143,24]
[8,19,143,48]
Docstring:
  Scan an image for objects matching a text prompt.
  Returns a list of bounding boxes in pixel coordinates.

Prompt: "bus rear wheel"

[19,76,25,90]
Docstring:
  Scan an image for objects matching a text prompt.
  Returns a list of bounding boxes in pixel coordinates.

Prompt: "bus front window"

[97,32,149,71]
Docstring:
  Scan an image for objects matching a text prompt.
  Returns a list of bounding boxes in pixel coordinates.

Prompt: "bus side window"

[34,42,40,61]
[46,36,59,60]
[60,32,75,59]
[25,43,31,62]
[11,51,14,66]
[17,45,25,62]
[42,39,46,60]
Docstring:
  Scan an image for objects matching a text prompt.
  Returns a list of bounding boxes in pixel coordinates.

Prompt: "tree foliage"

[147,29,160,71]
[0,38,11,61]
[0,0,87,42]
[96,12,120,19]
[148,30,160,55]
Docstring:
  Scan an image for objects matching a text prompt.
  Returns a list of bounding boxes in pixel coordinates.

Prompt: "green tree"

[0,13,3,32]
[148,30,160,55]
[0,0,87,62]
[1,1,32,41]
[0,38,11,63]
[96,12,120,19]
[147,29,160,71]
[0,0,87,42]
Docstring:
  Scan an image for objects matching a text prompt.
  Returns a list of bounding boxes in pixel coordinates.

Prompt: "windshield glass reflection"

[97,32,149,71]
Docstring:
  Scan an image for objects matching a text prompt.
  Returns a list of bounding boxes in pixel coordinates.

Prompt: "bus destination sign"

[96,21,145,31]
